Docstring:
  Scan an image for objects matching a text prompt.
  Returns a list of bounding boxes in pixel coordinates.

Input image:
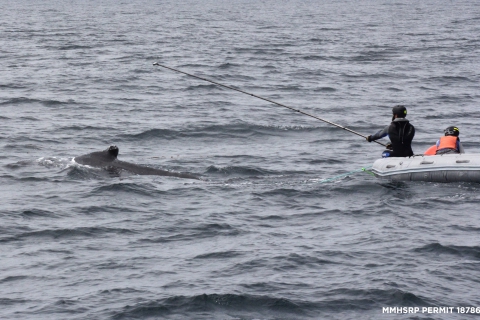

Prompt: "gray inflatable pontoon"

[371,154,480,183]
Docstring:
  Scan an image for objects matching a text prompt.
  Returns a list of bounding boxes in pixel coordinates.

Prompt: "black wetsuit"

[370,118,415,157]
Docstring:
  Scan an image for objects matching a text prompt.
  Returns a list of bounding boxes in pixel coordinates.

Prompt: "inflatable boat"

[370,154,480,183]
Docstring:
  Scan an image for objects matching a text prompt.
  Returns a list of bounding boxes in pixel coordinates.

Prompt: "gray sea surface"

[1,0,480,319]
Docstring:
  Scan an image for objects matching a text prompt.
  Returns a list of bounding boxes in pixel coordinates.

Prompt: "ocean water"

[1,0,480,319]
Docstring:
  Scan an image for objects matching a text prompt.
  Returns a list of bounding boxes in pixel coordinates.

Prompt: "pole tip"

[153,62,159,66]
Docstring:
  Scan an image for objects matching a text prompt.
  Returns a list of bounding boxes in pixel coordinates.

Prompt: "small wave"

[94,261,137,270]
[419,86,437,91]
[313,86,337,92]
[308,158,343,165]
[322,288,431,308]
[20,209,56,219]
[218,62,241,69]
[186,84,218,91]
[431,94,465,103]
[215,73,256,81]
[427,75,475,83]
[424,111,476,120]
[92,183,162,197]
[4,160,36,169]
[0,298,30,306]
[234,46,284,55]
[255,187,317,198]
[37,157,73,169]
[405,32,435,37]
[414,243,480,260]
[77,205,138,215]
[18,176,52,182]
[0,84,27,89]
[178,63,210,68]
[0,97,33,106]
[277,253,339,266]
[1,227,136,243]
[125,128,179,140]
[0,275,29,284]
[57,125,110,131]
[303,55,328,61]
[351,52,393,62]
[111,293,307,319]
[58,44,93,50]
[221,253,337,275]
[99,288,146,295]
[67,165,112,180]
[258,214,288,221]
[4,143,42,151]
[450,225,480,232]
[309,37,328,43]
[205,165,274,177]
[139,223,242,244]
[386,87,402,92]
[19,116,40,121]
[0,97,71,106]
[194,251,244,259]
[111,288,430,319]
[123,123,326,142]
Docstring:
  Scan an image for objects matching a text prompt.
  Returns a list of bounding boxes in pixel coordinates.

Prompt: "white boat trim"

[370,154,480,182]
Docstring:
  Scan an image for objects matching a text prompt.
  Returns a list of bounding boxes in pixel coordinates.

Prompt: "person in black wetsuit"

[366,105,415,158]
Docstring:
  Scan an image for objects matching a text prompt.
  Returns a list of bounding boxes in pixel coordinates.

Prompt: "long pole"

[153,62,387,147]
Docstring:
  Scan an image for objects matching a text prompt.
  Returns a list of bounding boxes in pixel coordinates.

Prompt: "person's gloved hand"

[366,135,373,142]
[386,143,393,150]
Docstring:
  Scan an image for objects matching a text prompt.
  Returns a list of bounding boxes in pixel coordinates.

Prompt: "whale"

[74,146,200,180]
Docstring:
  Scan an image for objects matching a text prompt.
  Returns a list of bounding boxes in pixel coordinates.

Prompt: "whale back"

[74,146,118,167]
[74,145,199,179]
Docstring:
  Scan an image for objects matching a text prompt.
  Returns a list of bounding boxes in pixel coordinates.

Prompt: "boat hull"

[371,154,480,183]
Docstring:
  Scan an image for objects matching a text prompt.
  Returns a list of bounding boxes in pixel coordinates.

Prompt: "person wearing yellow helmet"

[436,126,464,154]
